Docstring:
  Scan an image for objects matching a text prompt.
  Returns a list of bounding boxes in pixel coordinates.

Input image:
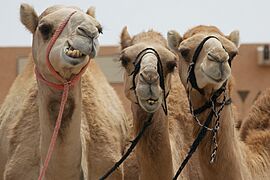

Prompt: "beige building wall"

[0,45,270,118]
[231,44,270,119]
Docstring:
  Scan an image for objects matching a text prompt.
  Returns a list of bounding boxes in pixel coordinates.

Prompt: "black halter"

[129,47,168,115]
[187,36,232,95]
[173,36,234,180]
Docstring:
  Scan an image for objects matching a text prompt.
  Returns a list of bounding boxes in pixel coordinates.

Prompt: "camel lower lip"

[62,49,88,66]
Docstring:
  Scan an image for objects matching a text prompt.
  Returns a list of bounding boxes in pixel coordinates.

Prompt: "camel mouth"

[146,98,159,105]
[64,42,86,59]
[137,97,161,113]
[201,66,227,83]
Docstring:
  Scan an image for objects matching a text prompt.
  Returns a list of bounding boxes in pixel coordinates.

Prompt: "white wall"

[0,0,269,46]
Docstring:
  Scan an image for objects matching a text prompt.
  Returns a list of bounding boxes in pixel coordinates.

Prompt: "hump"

[183,25,225,39]
[240,88,270,141]
[131,30,167,47]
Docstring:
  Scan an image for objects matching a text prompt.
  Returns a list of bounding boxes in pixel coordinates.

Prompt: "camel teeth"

[65,49,83,58]
[73,50,78,57]
[79,51,83,57]
[66,50,73,56]
[147,99,157,105]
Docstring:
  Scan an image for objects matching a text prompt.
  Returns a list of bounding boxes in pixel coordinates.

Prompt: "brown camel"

[240,88,270,176]
[120,27,201,180]
[168,25,270,180]
[0,4,131,180]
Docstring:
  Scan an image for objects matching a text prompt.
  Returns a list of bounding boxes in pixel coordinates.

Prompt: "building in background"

[0,45,270,119]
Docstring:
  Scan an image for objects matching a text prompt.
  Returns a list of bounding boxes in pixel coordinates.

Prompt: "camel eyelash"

[119,55,130,68]
[97,25,103,34]
[166,60,177,73]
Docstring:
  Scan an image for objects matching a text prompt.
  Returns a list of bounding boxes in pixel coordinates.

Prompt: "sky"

[0,0,270,47]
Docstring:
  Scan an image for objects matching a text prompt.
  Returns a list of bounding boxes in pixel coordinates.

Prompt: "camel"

[119,27,201,180]
[167,25,270,180]
[0,4,132,180]
[240,87,270,140]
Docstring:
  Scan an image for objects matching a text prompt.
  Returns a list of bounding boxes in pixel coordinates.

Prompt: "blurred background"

[1,0,270,119]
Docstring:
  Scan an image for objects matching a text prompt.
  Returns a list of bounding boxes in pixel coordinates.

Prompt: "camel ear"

[120,26,132,50]
[20,3,39,34]
[86,7,96,18]
[167,30,183,51]
[227,30,240,47]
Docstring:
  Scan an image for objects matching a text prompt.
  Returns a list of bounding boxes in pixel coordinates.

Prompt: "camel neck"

[37,80,82,179]
[131,103,173,180]
[190,90,246,180]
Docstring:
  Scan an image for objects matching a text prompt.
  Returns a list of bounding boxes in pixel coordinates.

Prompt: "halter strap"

[35,11,90,90]
[187,36,218,94]
[129,47,168,115]
[187,36,233,95]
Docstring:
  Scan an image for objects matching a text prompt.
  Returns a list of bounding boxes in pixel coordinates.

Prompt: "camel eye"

[166,60,177,73]
[179,47,190,59]
[120,55,130,68]
[39,23,53,40]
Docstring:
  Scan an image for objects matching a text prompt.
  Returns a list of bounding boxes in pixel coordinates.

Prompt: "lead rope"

[38,84,69,180]
[173,86,228,180]
[36,11,87,180]
[99,113,154,180]
[209,90,227,163]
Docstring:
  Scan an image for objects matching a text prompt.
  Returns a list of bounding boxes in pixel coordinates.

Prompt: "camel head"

[167,25,239,95]
[120,27,177,113]
[20,4,102,80]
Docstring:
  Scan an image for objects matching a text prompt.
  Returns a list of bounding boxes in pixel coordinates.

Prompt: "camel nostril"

[77,26,98,39]
[140,70,159,84]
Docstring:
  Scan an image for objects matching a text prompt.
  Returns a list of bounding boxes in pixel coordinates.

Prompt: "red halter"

[37,11,90,180]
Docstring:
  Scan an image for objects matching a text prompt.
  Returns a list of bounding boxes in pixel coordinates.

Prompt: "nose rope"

[36,11,90,180]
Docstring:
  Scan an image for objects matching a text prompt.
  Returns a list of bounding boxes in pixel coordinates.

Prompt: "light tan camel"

[0,4,132,180]
[120,27,201,180]
[168,25,270,180]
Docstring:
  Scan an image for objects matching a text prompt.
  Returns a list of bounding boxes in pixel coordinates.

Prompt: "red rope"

[38,84,69,180]
[36,11,89,180]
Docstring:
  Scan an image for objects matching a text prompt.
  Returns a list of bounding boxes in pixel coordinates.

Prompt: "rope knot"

[64,81,72,87]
